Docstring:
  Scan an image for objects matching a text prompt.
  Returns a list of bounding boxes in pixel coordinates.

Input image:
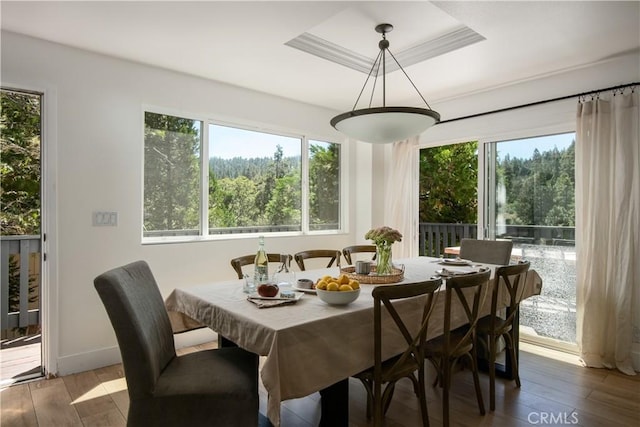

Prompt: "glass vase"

[375,242,393,275]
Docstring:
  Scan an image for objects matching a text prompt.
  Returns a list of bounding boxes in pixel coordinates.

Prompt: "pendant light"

[330,23,440,144]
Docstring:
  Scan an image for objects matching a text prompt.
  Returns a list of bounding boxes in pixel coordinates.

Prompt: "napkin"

[247,296,299,309]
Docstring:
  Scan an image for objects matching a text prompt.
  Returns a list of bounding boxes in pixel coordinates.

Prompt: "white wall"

[1,31,376,375]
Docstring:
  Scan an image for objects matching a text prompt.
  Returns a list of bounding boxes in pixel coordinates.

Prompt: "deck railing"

[1,235,41,332]
[418,223,575,257]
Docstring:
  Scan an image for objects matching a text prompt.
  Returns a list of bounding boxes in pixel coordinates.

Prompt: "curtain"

[385,136,419,258]
[575,90,639,375]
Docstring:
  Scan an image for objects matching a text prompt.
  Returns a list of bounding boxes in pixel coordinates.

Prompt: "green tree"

[1,90,41,235]
[419,141,478,223]
[210,176,259,227]
[1,90,41,331]
[266,174,301,226]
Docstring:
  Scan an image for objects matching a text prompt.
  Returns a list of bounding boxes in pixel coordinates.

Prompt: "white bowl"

[316,288,361,306]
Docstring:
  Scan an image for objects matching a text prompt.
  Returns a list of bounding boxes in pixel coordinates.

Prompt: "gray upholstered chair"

[459,238,513,265]
[94,260,259,427]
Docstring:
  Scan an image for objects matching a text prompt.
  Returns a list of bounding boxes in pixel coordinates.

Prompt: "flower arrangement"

[364,226,403,246]
[365,226,402,275]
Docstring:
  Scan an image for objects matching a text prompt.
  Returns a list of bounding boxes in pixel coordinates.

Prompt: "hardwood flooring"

[1,342,638,426]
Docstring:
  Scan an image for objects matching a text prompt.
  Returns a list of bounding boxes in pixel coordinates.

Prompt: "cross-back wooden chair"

[230,253,291,279]
[476,260,530,410]
[293,249,341,271]
[342,245,377,265]
[423,269,490,427]
[354,278,442,427]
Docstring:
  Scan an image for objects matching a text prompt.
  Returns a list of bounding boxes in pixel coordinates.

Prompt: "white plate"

[248,292,304,301]
[439,258,472,266]
[436,267,487,277]
[292,284,317,294]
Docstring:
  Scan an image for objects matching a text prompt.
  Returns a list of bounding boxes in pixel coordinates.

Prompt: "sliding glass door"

[485,133,577,347]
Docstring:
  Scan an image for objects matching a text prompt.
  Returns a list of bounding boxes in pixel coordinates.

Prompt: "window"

[486,133,577,345]
[143,112,342,240]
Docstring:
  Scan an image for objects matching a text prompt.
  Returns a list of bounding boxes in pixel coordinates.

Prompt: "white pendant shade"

[331,106,440,144]
[330,23,440,143]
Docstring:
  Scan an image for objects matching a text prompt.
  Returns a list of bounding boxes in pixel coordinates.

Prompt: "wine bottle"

[254,236,268,284]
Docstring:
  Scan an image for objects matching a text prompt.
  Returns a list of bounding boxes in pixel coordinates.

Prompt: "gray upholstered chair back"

[94,260,176,399]
[459,239,513,265]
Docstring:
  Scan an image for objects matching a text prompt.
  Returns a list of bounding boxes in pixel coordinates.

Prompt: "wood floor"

[1,342,638,427]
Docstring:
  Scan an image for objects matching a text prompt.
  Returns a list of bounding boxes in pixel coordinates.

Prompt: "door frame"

[2,84,59,377]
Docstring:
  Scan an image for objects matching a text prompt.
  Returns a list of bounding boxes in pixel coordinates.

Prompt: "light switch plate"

[93,211,118,226]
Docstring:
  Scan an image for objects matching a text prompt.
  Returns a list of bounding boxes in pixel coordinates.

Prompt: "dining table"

[165,256,542,427]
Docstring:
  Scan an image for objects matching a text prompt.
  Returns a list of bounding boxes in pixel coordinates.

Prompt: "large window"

[143,112,342,240]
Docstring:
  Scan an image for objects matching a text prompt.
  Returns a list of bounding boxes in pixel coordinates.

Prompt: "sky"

[497,132,575,160]
[209,124,303,159]
[208,123,575,161]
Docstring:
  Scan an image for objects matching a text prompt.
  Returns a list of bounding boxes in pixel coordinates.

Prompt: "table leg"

[219,335,237,348]
[319,379,349,427]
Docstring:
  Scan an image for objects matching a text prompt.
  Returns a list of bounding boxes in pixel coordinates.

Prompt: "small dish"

[292,284,317,294]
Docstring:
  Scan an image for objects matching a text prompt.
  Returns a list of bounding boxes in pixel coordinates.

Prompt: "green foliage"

[1,90,41,235]
[498,141,575,226]
[419,139,576,227]
[419,142,478,223]
[265,173,301,226]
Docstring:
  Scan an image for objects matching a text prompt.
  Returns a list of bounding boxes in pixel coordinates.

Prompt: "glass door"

[1,88,44,384]
[485,133,577,348]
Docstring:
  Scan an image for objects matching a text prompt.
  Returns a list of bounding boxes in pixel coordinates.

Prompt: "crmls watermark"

[527,411,579,425]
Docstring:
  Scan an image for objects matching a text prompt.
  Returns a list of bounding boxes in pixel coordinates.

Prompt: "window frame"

[141,108,346,244]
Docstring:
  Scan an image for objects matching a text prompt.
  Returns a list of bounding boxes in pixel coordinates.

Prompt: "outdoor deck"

[1,334,42,387]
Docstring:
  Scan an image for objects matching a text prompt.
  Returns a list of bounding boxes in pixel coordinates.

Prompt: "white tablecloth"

[165,257,542,426]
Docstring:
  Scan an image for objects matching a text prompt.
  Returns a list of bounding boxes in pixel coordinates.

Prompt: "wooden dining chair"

[354,278,442,427]
[423,269,490,427]
[94,260,259,426]
[476,260,530,410]
[459,238,513,265]
[342,244,377,265]
[230,253,291,279]
[293,249,341,271]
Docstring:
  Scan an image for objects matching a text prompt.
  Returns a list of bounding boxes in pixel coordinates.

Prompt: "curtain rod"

[439,81,639,124]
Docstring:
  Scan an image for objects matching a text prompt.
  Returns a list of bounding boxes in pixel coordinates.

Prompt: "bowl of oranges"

[315,274,360,306]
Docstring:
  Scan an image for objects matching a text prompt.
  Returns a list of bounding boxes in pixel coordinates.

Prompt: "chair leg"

[469,345,486,416]
[418,368,430,427]
[489,334,497,411]
[505,332,521,388]
[442,358,451,427]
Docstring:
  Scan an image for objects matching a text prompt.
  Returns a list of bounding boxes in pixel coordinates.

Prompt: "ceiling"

[2,1,639,116]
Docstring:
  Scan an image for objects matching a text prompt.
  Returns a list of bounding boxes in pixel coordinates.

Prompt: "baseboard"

[56,328,218,376]
[56,345,123,376]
